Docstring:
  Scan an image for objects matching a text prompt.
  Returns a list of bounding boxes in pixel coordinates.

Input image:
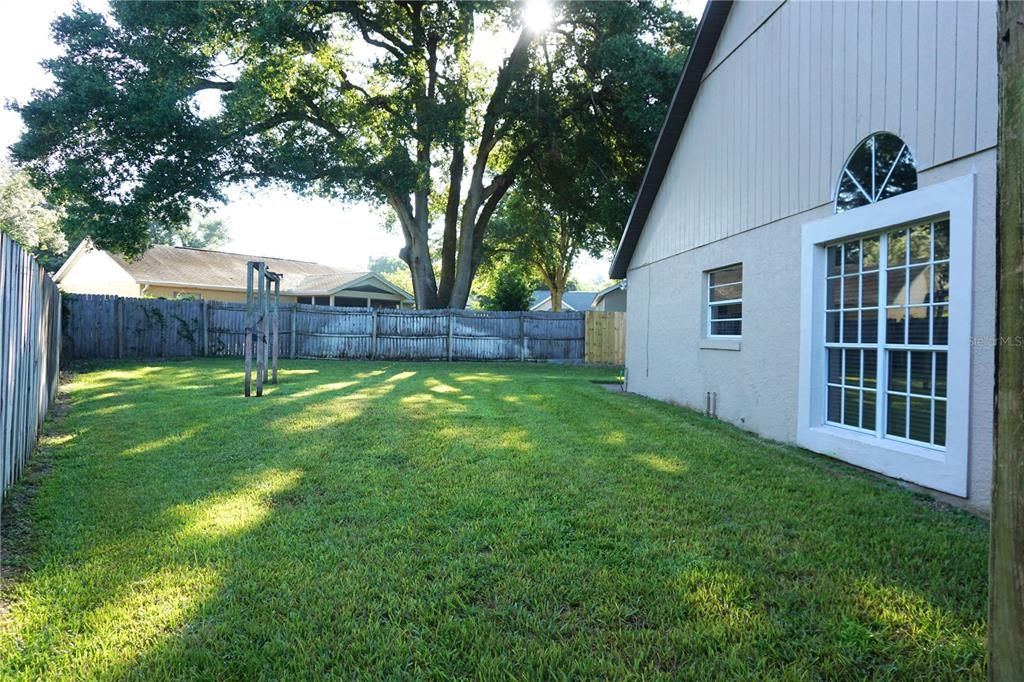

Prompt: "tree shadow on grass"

[1,359,989,679]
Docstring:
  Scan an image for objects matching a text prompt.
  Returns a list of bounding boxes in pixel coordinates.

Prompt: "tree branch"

[186,79,235,96]
[348,6,413,59]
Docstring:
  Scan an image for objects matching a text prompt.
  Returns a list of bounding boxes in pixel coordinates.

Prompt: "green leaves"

[479,260,535,311]
[11,0,691,305]
[0,161,67,255]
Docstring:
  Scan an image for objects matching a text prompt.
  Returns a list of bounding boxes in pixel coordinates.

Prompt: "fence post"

[289,304,297,359]
[271,277,280,384]
[370,309,378,360]
[201,299,209,356]
[115,297,124,359]
[256,262,267,396]
[448,310,454,362]
[585,311,597,364]
[520,311,526,362]
[244,264,254,396]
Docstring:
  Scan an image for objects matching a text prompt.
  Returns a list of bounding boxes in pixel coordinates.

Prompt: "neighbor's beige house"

[54,241,414,308]
[611,0,997,513]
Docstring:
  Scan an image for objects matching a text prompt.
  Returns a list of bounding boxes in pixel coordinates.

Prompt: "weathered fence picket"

[63,294,596,363]
[1,233,61,505]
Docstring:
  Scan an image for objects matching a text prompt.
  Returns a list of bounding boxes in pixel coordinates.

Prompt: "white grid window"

[824,220,949,448]
[707,264,742,337]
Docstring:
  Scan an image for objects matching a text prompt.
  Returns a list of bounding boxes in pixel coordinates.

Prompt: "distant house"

[610,0,996,512]
[528,284,627,312]
[591,281,627,312]
[529,290,598,312]
[529,290,549,310]
[54,241,414,308]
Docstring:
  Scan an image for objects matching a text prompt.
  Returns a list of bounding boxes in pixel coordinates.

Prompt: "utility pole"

[989,1,1024,679]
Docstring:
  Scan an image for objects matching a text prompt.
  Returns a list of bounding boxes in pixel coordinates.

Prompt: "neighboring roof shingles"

[562,291,598,310]
[110,245,355,290]
[290,272,369,293]
[609,0,733,279]
[530,290,599,311]
[104,245,395,296]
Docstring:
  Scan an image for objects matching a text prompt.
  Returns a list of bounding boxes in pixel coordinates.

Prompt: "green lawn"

[1,360,988,679]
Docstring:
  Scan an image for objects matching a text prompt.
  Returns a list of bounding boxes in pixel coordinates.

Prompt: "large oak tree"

[12,1,691,308]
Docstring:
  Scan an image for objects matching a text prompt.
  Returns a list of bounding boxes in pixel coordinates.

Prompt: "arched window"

[835,132,917,213]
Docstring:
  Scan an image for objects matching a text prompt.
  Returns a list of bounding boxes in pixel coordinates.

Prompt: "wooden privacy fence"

[63,295,593,362]
[585,311,626,365]
[1,233,61,505]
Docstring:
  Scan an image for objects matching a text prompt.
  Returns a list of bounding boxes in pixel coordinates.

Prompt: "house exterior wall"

[631,0,997,269]
[624,0,997,512]
[595,288,627,312]
[57,249,140,297]
[134,285,408,306]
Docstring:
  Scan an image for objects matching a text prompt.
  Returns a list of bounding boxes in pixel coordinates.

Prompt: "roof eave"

[609,0,733,279]
[592,280,626,307]
[324,272,414,301]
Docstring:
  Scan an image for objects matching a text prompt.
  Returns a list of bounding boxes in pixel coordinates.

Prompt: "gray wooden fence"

[1,233,61,505]
[64,295,585,362]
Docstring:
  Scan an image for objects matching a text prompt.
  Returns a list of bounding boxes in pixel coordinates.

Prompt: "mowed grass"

[1,360,987,679]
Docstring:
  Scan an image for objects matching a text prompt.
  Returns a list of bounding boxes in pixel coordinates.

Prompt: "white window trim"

[797,174,974,497]
[706,264,743,339]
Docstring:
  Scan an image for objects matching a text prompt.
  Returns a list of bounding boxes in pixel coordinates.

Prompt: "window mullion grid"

[858,245,865,428]
[870,134,877,201]
[839,344,846,425]
[930,222,941,444]
[875,233,888,439]
[707,267,742,338]
[878,143,907,200]
[824,252,837,425]
[845,168,873,206]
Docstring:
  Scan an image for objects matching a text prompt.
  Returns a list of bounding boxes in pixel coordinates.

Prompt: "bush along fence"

[62,295,595,363]
[1,233,61,505]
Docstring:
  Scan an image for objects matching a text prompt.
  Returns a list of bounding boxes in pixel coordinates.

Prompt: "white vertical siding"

[976,1,998,147]
[630,0,998,269]
[917,1,939,168]
[898,1,919,150]
[953,0,980,157]
[934,2,959,162]
[706,1,785,74]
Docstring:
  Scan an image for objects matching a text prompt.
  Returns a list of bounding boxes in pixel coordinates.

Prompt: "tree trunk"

[550,287,564,312]
[989,2,1024,679]
[389,194,440,309]
[437,145,464,306]
[447,185,485,309]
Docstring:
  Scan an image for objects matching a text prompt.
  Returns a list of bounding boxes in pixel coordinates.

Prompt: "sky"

[0,0,705,284]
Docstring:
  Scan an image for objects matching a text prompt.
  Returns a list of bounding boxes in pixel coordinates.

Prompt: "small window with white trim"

[707,264,743,337]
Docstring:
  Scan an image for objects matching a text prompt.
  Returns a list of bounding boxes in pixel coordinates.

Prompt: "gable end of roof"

[609,0,733,279]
